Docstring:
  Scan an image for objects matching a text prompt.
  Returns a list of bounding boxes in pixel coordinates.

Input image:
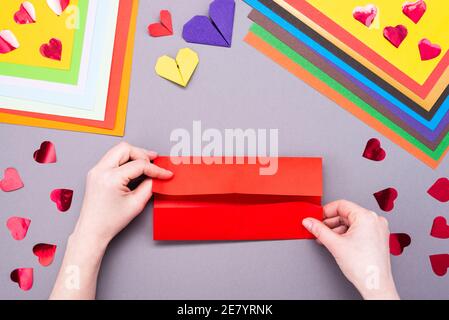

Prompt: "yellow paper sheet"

[0,0,79,70]
[275,0,449,110]
[0,0,138,136]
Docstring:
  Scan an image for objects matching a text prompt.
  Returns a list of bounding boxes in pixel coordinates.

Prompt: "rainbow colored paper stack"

[243,0,449,168]
[0,0,138,136]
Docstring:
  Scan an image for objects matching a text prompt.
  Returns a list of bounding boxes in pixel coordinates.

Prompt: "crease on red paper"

[148,10,173,37]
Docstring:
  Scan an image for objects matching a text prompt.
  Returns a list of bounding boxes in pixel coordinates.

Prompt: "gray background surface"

[0,0,448,299]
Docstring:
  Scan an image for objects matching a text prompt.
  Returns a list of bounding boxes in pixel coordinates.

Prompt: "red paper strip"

[154,200,322,241]
[153,157,322,241]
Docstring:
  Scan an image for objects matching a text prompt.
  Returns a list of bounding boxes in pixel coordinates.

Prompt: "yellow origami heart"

[155,48,199,87]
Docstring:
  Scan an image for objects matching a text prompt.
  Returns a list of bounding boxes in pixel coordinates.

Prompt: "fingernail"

[302,219,312,230]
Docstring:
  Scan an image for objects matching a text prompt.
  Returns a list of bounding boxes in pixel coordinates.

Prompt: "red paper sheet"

[152,157,323,241]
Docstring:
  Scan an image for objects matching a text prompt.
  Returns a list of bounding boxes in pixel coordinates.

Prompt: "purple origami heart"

[182,0,235,47]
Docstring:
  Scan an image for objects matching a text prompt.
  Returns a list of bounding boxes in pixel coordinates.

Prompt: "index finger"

[323,200,369,225]
[97,142,158,168]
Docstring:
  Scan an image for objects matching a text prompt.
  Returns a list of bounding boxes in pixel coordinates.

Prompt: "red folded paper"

[152,157,323,241]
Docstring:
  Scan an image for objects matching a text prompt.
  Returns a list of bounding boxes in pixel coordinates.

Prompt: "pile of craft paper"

[0,0,139,136]
[243,0,449,168]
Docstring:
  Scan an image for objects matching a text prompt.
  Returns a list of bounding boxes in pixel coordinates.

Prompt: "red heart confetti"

[427,178,449,202]
[419,38,441,61]
[431,216,449,239]
[363,138,386,161]
[429,254,449,277]
[352,4,378,27]
[33,243,57,267]
[0,30,20,54]
[50,189,73,212]
[373,187,398,212]
[14,2,37,24]
[0,168,24,192]
[402,0,426,24]
[47,0,70,16]
[40,38,62,61]
[10,268,33,291]
[33,141,57,164]
[6,217,31,241]
[389,233,411,256]
[148,10,173,37]
[383,25,408,48]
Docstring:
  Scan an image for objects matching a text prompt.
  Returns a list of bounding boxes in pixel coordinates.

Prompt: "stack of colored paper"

[0,0,138,136]
[243,0,449,168]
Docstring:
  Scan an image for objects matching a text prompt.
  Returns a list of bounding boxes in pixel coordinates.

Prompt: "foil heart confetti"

[363,138,386,161]
[402,0,426,24]
[6,217,31,241]
[33,141,57,164]
[383,25,408,48]
[11,268,33,291]
[40,38,62,61]
[427,178,449,202]
[352,4,378,27]
[419,39,441,61]
[148,10,173,37]
[389,233,411,256]
[183,0,235,47]
[50,189,74,212]
[47,0,70,16]
[33,243,57,267]
[0,30,20,54]
[14,2,37,24]
[429,254,449,277]
[431,216,449,239]
[374,188,398,212]
[0,168,24,192]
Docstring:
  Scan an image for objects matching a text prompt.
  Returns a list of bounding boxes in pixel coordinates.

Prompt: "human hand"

[302,200,399,300]
[72,142,173,247]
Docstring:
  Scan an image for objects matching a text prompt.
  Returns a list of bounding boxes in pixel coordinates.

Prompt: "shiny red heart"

[0,167,24,192]
[33,141,57,164]
[352,4,377,27]
[373,187,398,212]
[10,268,33,291]
[0,30,20,54]
[427,178,449,202]
[431,216,449,239]
[148,10,173,37]
[419,38,441,61]
[50,189,73,212]
[6,217,31,241]
[402,0,426,24]
[47,0,70,16]
[33,243,57,267]
[40,38,62,61]
[14,2,36,24]
[389,233,411,256]
[383,25,408,48]
[363,138,386,161]
[429,254,449,277]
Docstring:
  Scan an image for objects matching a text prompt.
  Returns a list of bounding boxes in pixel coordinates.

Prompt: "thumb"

[302,218,341,252]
